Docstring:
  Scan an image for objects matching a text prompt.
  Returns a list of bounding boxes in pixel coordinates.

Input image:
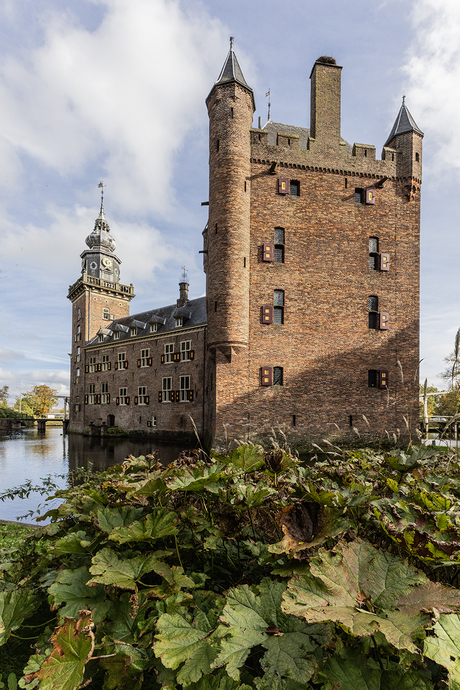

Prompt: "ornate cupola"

[68,183,134,345]
[81,185,121,284]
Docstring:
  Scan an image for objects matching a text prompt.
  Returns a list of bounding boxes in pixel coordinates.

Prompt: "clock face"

[102,257,112,268]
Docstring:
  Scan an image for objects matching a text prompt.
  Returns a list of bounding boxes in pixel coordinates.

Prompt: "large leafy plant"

[2,443,460,688]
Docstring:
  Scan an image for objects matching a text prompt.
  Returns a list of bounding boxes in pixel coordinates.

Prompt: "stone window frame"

[180,375,191,402]
[162,377,172,402]
[180,340,191,362]
[138,386,148,405]
[140,348,150,367]
[119,387,128,405]
[164,343,174,364]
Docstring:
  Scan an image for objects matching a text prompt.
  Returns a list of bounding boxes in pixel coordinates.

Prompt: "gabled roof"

[384,99,423,147]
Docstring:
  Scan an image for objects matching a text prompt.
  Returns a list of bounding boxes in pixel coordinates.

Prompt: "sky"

[0,0,459,403]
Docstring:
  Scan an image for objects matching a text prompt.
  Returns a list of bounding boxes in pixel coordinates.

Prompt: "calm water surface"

[0,427,192,523]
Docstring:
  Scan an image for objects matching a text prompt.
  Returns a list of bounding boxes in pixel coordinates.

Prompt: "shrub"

[2,444,460,687]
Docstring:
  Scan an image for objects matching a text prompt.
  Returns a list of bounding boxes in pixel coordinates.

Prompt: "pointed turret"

[384,97,423,147]
[383,98,423,182]
[207,37,255,110]
[205,38,255,356]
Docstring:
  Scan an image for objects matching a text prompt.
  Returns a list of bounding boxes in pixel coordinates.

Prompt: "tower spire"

[98,181,106,217]
[384,97,423,147]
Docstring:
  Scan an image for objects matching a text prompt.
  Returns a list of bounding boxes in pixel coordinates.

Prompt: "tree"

[419,383,442,417]
[0,385,8,406]
[21,385,58,417]
[440,328,460,416]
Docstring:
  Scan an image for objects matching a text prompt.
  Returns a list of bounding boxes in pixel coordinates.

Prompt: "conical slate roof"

[384,98,423,147]
[215,38,252,91]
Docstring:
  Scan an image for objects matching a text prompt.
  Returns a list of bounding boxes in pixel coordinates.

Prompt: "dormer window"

[98,334,104,343]
[150,322,158,333]
[175,317,183,328]
[130,327,137,337]
[114,331,120,340]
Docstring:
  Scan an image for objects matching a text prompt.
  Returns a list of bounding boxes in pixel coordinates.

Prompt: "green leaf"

[424,614,460,687]
[282,540,430,651]
[24,610,95,690]
[49,531,93,555]
[88,548,169,590]
[319,646,433,690]
[187,669,253,689]
[96,506,145,533]
[154,610,218,684]
[166,464,226,493]
[213,579,328,685]
[48,566,110,623]
[108,509,179,543]
[0,589,37,645]
[228,445,264,472]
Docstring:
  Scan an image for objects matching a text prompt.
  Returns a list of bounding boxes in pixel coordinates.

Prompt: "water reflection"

[0,428,193,523]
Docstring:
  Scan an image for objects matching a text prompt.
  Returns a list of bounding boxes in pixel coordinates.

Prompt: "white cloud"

[0,0,231,217]
[405,0,460,180]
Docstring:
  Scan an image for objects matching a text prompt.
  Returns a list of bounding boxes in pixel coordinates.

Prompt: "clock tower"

[68,189,135,393]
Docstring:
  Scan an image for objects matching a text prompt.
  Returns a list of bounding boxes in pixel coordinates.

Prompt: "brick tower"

[204,49,423,447]
[203,39,255,435]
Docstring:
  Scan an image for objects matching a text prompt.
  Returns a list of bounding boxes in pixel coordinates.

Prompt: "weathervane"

[266,89,271,122]
[98,181,106,210]
[180,266,188,283]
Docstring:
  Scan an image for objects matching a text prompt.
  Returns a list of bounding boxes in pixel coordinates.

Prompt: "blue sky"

[0,0,458,402]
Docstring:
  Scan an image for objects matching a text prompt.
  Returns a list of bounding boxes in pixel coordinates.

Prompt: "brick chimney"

[310,56,343,152]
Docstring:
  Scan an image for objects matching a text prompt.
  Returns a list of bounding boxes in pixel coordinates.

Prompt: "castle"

[68,43,423,447]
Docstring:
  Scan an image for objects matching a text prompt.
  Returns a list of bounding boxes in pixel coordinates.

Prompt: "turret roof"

[384,98,423,147]
[215,38,252,91]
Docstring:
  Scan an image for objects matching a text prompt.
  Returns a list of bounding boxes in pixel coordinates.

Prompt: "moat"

[0,427,192,523]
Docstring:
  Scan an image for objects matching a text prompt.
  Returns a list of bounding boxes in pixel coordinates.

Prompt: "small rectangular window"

[274,290,284,324]
[355,188,364,204]
[274,227,285,263]
[162,377,172,402]
[273,367,283,386]
[88,383,95,404]
[175,317,183,328]
[119,387,127,405]
[290,181,300,196]
[140,348,150,367]
[102,354,109,371]
[103,308,110,320]
[138,386,147,404]
[180,341,191,361]
[150,322,158,333]
[164,344,174,363]
[369,237,378,253]
[89,356,96,373]
[368,370,378,388]
[274,227,285,244]
[180,376,191,401]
